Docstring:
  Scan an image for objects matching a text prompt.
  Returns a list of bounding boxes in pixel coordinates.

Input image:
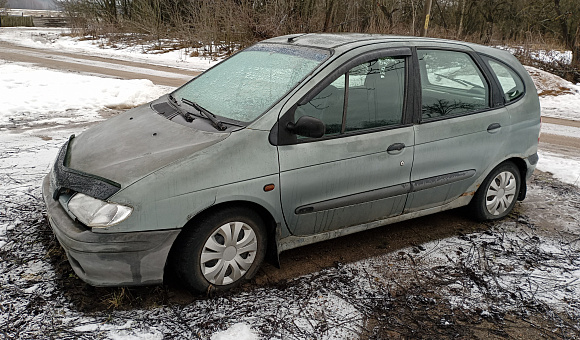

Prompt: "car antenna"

[287,15,373,43]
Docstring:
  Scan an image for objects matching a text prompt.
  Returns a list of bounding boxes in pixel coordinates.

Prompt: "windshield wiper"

[434,73,484,89]
[168,94,196,122]
[182,98,227,131]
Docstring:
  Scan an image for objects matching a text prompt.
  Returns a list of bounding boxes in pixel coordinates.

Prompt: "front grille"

[51,136,121,200]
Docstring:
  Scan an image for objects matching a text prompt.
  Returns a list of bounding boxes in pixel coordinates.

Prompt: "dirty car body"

[42,34,541,291]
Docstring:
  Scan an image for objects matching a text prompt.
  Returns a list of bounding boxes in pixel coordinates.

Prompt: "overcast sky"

[6,0,58,10]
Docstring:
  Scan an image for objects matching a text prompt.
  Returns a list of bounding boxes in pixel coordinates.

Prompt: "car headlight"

[68,193,133,228]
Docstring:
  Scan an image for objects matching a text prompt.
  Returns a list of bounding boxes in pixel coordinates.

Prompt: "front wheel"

[170,207,267,293]
[470,162,521,221]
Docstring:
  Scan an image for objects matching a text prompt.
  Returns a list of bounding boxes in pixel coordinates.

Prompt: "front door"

[277,51,415,236]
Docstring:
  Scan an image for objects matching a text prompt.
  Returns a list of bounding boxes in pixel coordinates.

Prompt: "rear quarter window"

[484,57,525,103]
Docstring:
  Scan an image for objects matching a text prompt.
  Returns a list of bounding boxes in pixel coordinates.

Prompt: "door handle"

[487,123,501,133]
[387,143,405,154]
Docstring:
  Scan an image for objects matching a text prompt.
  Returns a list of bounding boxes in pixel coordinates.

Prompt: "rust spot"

[461,191,476,197]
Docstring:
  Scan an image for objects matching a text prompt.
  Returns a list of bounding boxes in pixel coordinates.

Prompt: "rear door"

[405,47,509,212]
[275,48,415,236]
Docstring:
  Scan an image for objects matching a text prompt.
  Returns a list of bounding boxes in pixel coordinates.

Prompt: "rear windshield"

[172,44,330,123]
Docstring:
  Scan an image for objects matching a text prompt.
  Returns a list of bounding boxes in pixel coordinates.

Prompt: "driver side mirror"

[286,116,325,138]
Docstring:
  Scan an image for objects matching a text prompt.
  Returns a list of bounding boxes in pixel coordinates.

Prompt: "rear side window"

[485,58,525,103]
[418,50,490,120]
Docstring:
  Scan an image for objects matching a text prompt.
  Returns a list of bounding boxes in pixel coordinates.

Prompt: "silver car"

[42,34,541,293]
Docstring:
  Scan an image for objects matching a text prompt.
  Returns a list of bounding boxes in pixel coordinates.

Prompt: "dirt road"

[0,40,200,87]
[541,117,580,149]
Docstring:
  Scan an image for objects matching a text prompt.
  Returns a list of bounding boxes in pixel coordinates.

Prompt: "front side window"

[295,56,406,137]
[418,50,490,120]
[485,58,525,103]
[173,44,330,123]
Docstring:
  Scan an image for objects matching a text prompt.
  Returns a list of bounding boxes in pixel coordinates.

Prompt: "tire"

[471,162,521,221]
[170,206,267,294]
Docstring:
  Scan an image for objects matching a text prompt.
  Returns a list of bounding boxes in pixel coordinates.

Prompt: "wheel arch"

[474,157,529,202]
[505,157,528,201]
[166,200,281,277]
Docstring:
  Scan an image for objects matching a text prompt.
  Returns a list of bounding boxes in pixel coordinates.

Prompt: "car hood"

[67,104,228,187]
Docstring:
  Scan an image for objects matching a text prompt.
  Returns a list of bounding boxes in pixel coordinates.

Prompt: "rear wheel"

[170,207,267,293]
[471,162,521,221]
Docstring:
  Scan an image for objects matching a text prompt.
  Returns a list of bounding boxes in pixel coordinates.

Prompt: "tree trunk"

[573,25,580,67]
[572,25,580,83]
[457,0,467,39]
[434,0,447,30]
[553,0,571,47]
[420,0,433,36]
[323,0,335,32]
[410,0,417,36]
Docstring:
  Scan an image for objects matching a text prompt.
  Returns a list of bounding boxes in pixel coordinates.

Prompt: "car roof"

[262,33,507,58]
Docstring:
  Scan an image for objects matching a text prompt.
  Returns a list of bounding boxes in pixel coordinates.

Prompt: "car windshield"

[172,44,330,123]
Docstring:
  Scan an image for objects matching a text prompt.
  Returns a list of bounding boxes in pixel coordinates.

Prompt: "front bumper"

[42,175,181,287]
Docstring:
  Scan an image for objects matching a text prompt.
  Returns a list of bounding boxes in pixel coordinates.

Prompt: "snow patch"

[210,323,258,340]
[541,122,580,139]
[537,150,580,186]
[0,61,170,129]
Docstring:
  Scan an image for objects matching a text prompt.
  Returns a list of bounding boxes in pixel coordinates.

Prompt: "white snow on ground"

[526,65,580,121]
[522,65,580,186]
[541,122,580,139]
[531,49,572,65]
[210,323,258,340]
[74,321,163,340]
[498,46,572,65]
[0,61,171,128]
[0,27,221,71]
[539,91,580,121]
[537,150,580,186]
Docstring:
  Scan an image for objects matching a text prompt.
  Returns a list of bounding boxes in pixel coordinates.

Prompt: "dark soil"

[1,171,579,339]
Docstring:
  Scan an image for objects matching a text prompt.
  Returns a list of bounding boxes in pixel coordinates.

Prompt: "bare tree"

[554,0,580,69]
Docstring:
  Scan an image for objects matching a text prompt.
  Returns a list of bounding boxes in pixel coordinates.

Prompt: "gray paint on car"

[42,33,541,288]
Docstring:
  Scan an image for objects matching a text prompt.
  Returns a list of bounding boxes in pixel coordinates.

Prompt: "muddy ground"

[1,168,579,339]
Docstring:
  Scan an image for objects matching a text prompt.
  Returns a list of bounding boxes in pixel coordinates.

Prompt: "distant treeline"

[56,0,579,77]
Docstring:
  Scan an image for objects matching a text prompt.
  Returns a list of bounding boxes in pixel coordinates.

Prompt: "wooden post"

[419,0,433,37]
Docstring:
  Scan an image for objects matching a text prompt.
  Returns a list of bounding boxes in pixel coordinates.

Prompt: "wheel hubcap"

[200,221,257,285]
[485,171,517,216]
